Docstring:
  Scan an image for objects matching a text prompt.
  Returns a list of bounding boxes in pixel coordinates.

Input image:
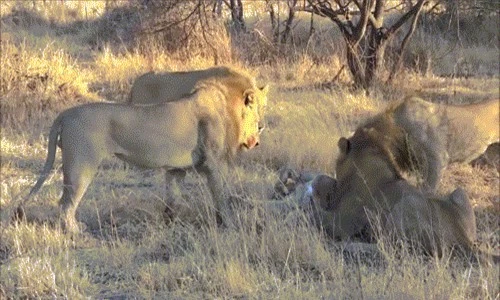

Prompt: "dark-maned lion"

[24,80,267,233]
[356,97,499,190]
[305,129,480,258]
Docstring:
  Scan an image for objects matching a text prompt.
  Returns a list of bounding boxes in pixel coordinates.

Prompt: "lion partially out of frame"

[354,97,499,191]
[288,128,497,262]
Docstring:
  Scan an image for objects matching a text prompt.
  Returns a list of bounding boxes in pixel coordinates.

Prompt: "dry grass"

[1,2,498,298]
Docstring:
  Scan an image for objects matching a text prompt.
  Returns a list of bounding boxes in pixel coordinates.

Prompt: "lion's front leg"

[163,169,187,221]
[415,140,447,192]
[202,151,230,218]
[196,117,231,222]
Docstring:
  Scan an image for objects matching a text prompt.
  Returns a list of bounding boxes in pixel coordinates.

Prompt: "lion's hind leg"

[59,155,101,234]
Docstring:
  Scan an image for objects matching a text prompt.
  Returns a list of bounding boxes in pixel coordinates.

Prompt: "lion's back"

[129,66,254,105]
[445,99,499,162]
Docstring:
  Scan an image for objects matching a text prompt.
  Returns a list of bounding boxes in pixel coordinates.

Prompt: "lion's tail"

[26,114,64,199]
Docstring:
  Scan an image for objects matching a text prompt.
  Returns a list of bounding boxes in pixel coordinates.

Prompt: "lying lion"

[356,97,499,190]
[23,80,267,233]
[299,128,490,259]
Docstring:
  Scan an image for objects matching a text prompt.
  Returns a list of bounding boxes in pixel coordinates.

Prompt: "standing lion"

[23,79,268,233]
[129,66,269,204]
[128,66,268,132]
[355,97,499,190]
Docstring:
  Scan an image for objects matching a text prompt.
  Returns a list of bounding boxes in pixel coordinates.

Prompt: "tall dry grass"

[1,1,498,298]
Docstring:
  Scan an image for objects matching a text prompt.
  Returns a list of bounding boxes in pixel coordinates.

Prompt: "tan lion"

[356,97,499,191]
[129,66,268,130]
[303,128,480,258]
[24,80,267,233]
[129,66,269,207]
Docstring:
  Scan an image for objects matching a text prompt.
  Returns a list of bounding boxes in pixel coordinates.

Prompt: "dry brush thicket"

[0,1,498,298]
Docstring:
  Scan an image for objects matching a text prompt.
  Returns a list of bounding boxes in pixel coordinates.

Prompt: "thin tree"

[229,0,246,32]
[281,0,298,43]
[266,0,299,44]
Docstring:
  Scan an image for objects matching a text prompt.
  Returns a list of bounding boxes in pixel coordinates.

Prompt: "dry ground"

[0,2,498,298]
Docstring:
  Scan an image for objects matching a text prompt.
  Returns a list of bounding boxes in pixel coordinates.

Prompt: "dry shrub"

[136,1,232,64]
[235,11,344,66]
[1,254,92,298]
[1,1,108,24]
[0,37,96,128]
[91,47,151,101]
[397,10,500,77]
[80,4,142,47]
[231,30,280,65]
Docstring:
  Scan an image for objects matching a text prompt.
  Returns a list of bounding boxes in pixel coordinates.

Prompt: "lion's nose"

[245,136,259,149]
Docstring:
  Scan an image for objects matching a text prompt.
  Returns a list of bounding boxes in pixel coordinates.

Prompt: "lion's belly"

[115,138,201,169]
[110,107,204,168]
[112,125,202,169]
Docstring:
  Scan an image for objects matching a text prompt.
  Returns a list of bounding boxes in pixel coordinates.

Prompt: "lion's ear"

[338,137,350,154]
[243,89,255,107]
[259,84,270,95]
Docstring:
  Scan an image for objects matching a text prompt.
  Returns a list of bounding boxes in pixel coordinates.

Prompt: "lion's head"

[235,85,269,152]
[336,127,403,190]
[310,128,410,240]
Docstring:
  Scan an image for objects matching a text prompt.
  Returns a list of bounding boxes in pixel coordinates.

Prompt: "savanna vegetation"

[1,1,498,298]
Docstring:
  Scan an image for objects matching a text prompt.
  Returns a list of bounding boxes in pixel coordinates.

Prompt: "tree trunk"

[230,0,246,32]
[365,28,386,89]
[281,0,297,44]
[266,0,276,32]
[346,41,366,89]
[309,10,315,37]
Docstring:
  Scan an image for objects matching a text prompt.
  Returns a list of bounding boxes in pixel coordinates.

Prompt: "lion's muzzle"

[243,135,260,149]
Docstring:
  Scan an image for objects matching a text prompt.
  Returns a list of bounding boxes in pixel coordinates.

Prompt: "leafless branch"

[306,0,353,38]
[144,2,201,35]
[385,0,427,37]
[353,0,372,45]
[387,0,425,82]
